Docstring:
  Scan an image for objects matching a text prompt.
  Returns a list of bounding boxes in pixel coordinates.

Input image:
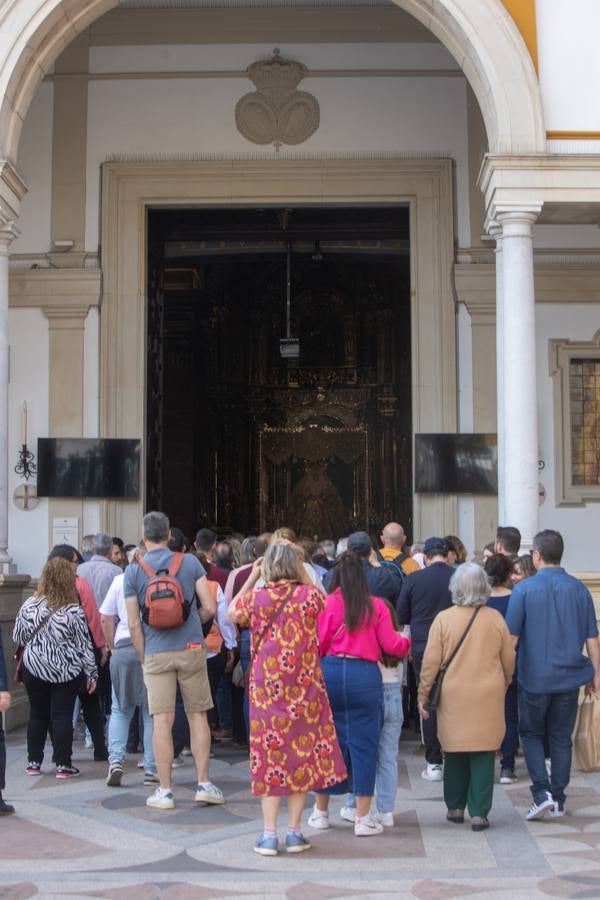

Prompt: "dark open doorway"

[146,206,412,542]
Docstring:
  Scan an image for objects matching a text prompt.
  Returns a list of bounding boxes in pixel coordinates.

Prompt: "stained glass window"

[570,358,600,485]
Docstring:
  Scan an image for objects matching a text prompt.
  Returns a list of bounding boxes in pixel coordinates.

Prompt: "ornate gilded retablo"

[235,48,320,151]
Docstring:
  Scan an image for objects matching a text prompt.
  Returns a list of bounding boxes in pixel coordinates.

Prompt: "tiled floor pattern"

[2,730,600,898]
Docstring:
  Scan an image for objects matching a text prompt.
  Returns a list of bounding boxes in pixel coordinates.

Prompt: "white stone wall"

[537,0,600,136]
[12,83,53,256]
[8,308,49,576]
[84,42,470,249]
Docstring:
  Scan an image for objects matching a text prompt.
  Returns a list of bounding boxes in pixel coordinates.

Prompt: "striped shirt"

[13,596,97,683]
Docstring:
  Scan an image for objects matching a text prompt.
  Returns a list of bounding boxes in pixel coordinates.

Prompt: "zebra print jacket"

[13,597,97,684]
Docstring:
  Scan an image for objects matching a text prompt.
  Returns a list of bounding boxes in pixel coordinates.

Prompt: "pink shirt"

[318,588,411,662]
[77,576,105,649]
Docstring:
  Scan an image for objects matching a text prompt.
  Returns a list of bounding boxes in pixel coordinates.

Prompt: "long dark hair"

[327,551,373,632]
[380,598,403,668]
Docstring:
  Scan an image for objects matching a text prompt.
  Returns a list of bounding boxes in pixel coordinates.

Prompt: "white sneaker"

[375,811,394,827]
[146,788,175,810]
[195,782,225,804]
[526,791,555,821]
[84,738,93,750]
[354,816,384,836]
[339,805,356,823]
[421,763,443,782]
[548,802,565,819]
[106,762,123,787]
[307,806,330,830]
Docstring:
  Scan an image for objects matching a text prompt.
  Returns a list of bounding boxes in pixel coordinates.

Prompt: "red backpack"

[138,552,191,629]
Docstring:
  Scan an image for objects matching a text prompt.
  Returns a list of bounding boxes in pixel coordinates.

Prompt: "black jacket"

[0,629,7,692]
[323,558,403,604]
[396,561,453,654]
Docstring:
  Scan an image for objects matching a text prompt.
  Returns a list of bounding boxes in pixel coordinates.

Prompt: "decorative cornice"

[46,68,463,83]
[9,268,102,309]
[455,262,600,306]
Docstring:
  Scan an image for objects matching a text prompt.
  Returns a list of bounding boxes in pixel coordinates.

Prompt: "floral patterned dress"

[234,579,347,796]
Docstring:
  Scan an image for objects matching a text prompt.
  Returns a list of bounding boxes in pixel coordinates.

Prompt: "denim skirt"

[319,656,383,796]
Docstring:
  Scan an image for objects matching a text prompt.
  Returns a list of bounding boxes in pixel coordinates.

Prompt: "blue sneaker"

[285,831,312,854]
[254,833,278,856]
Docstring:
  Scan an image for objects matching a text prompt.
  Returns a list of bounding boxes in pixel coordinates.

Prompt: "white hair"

[449,562,490,608]
[335,537,348,557]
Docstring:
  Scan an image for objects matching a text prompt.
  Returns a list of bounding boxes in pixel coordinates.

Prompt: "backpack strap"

[168,552,185,577]
[137,556,155,578]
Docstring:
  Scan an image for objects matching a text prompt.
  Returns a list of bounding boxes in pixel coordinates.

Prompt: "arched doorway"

[0,0,544,165]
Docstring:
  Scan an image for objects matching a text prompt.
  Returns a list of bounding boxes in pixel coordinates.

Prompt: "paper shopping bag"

[574,695,600,773]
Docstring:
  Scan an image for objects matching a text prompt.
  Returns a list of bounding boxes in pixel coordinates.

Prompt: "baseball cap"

[423,536,450,557]
[347,531,373,556]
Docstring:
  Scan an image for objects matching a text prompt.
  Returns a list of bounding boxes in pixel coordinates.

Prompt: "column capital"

[0,218,20,250]
[490,203,542,236]
[0,160,27,243]
[43,305,90,327]
[484,218,503,247]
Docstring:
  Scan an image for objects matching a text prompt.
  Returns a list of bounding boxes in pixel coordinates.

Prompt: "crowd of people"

[0,517,598,860]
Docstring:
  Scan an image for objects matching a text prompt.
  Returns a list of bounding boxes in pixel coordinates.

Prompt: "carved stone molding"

[235,48,320,151]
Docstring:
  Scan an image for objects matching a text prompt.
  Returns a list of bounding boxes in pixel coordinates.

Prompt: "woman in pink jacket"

[308,552,410,837]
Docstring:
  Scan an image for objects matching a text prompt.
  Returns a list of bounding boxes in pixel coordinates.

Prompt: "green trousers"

[443,751,495,818]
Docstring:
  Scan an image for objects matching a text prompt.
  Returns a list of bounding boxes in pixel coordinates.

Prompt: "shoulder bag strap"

[440,606,480,675]
[25,606,57,644]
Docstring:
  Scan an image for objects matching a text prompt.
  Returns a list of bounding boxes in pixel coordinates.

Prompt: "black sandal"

[446,809,465,824]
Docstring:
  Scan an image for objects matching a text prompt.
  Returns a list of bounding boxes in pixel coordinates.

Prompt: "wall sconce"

[15,402,36,481]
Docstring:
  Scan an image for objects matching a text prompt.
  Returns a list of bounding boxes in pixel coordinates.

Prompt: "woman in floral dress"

[229,540,346,857]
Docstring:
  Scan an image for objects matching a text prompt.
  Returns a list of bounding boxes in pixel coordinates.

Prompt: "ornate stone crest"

[235,48,320,151]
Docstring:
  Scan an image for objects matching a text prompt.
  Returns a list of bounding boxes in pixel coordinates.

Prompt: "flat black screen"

[415,433,497,494]
[37,438,141,499]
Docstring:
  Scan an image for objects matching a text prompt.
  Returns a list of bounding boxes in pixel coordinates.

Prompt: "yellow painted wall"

[501,0,538,71]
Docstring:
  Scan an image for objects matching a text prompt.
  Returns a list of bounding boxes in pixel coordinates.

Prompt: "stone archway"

[0,0,544,167]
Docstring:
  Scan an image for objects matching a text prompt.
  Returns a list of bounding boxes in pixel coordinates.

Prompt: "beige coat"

[417,604,516,752]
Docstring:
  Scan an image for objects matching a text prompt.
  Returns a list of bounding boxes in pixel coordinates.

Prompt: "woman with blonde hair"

[13,557,98,779]
[229,540,346,857]
[418,562,515,831]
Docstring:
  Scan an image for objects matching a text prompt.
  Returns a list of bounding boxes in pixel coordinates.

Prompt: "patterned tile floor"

[2,728,600,899]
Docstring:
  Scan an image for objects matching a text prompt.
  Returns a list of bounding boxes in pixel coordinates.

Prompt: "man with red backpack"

[125,511,220,811]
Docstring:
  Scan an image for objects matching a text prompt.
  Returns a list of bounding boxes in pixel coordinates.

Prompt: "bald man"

[378,522,421,577]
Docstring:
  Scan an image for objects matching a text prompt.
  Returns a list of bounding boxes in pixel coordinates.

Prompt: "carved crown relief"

[235,48,320,151]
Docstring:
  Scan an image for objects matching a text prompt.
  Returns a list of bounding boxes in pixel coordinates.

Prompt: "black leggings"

[22,666,81,767]
[0,720,5,791]
[207,649,227,729]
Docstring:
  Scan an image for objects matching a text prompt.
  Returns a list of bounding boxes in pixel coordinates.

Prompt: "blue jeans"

[240,629,251,735]
[500,683,519,770]
[108,688,156,773]
[375,682,404,813]
[518,687,579,806]
[345,680,403,813]
[320,656,383,796]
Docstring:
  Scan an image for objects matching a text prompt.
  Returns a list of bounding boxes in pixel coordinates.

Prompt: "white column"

[495,207,541,551]
[0,224,17,572]
[488,221,505,523]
